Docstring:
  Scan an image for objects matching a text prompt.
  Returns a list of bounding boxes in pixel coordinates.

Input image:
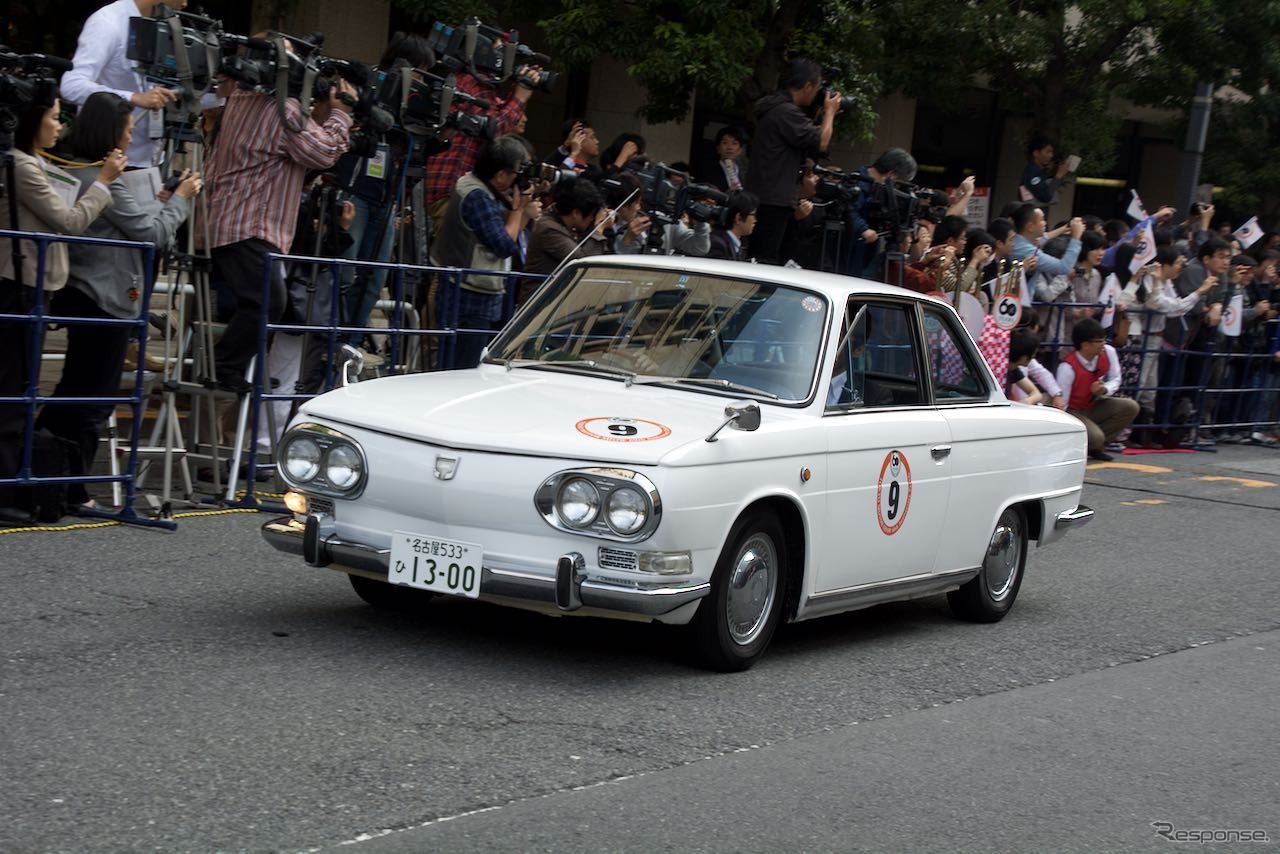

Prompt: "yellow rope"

[0,506,265,534]
[38,150,105,168]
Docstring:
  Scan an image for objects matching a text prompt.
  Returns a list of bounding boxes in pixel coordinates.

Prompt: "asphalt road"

[2,446,1279,852]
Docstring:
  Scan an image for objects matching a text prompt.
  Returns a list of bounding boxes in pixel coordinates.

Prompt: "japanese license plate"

[388,531,483,598]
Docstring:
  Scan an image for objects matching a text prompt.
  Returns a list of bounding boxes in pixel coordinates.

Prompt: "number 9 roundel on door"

[877,449,913,535]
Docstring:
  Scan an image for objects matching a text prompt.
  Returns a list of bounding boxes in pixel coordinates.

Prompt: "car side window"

[922,307,990,401]
[827,301,924,410]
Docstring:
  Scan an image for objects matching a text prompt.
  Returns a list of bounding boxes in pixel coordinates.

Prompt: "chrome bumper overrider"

[261,516,710,618]
[1054,505,1094,529]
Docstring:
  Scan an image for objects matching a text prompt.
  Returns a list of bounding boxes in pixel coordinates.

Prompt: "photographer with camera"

[429,136,541,369]
[525,177,609,276]
[61,0,189,169]
[744,58,840,265]
[422,59,547,229]
[707,192,759,262]
[1,86,124,515]
[200,56,355,393]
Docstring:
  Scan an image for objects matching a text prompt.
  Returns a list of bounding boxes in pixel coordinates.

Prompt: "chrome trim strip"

[801,567,979,621]
[1055,505,1094,529]
[260,517,709,618]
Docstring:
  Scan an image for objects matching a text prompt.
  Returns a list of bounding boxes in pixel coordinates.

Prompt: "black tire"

[348,573,437,611]
[690,510,787,672]
[948,505,1027,622]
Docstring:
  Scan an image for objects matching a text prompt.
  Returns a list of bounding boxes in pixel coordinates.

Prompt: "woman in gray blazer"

[34,92,201,509]
[0,89,123,513]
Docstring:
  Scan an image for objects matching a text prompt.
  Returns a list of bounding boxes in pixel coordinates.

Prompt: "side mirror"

[340,344,364,387]
[705,400,761,443]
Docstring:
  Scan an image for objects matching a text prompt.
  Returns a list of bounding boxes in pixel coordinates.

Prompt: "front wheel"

[948,505,1027,622]
[349,573,437,611]
[690,511,787,672]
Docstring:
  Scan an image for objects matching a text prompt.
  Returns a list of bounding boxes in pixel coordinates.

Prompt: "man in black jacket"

[707,192,759,262]
[744,58,840,265]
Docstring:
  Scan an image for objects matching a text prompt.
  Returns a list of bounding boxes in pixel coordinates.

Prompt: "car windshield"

[486,265,830,402]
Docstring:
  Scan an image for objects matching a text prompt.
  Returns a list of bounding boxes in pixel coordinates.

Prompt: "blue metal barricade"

[232,253,545,508]
[0,227,174,529]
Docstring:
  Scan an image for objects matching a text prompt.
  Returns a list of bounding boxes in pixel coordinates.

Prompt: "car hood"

[298,367,799,464]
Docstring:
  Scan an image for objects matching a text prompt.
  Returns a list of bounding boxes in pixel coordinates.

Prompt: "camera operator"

[605,174,651,255]
[744,58,840,265]
[845,147,918,278]
[338,32,435,351]
[422,60,547,229]
[61,0,188,169]
[201,65,356,393]
[429,136,541,369]
[707,192,759,262]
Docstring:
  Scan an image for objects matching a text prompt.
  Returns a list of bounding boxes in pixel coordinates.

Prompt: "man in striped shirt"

[203,80,355,392]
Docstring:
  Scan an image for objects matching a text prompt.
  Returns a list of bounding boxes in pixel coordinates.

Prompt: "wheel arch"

[736,495,807,623]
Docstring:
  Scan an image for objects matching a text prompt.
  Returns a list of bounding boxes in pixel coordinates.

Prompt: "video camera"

[810,164,945,243]
[426,18,558,93]
[126,7,221,102]
[605,161,731,253]
[0,49,67,152]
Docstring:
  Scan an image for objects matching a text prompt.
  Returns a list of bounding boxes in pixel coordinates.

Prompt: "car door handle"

[931,445,952,462]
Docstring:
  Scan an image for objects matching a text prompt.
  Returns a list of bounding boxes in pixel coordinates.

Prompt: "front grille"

[598,546,639,572]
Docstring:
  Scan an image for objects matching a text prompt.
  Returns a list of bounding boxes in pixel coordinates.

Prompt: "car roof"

[561,255,924,305]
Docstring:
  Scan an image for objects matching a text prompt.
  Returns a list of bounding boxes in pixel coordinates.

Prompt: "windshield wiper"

[503,357,638,380]
[631,375,780,399]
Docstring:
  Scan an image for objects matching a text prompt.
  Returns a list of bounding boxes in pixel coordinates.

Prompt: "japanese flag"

[1234,216,1263,249]
[1126,190,1148,221]
[1220,293,1244,337]
[1129,221,1157,272]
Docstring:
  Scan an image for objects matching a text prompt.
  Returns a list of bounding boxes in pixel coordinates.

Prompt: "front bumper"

[1054,504,1094,529]
[262,516,710,619]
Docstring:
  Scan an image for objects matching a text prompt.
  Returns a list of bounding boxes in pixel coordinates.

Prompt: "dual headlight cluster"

[279,425,367,497]
[535,468,661,542]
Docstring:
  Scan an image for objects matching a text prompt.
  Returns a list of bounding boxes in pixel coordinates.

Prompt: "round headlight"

[605,485,648,535]
[325,444,363,491]
[283,436,321,482]
[557,477,600,527]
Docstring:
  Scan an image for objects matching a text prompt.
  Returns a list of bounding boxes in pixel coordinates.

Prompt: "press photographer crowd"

[2,1,1279,521]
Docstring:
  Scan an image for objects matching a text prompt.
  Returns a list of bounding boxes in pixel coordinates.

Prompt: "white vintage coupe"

[263,255,1092,670]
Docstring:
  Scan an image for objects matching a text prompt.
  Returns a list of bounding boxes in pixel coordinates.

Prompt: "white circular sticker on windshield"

[876,449,913,535]
[802,296,824,313]
[576,417,672,442]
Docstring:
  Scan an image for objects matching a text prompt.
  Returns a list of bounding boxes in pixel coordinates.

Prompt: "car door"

[918,303,1016,573]
[817,298,952,593]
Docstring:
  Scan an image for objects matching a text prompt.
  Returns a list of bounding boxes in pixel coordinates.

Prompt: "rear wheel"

[349,574,437,611]
[690,510,786,672]
[948,505,1026,622]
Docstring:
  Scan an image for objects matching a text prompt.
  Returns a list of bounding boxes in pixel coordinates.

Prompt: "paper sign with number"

[1220,293,1243,337]
[993,293,1022,330]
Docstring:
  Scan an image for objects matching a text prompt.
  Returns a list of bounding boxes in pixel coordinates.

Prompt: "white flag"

[1129,221,1157,272]
[1220,293,1244,337]
[1126,190,1148,221]
[1099,277,1118,329]
[1233,216,1263,249]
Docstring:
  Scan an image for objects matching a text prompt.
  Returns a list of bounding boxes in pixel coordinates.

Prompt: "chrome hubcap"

[984,511,1022,601]
[726,533,777,646]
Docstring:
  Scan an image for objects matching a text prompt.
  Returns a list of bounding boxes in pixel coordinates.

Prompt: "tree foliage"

[391,0,1280,215]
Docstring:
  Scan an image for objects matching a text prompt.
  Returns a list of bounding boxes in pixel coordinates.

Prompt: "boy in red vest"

[1054,318,1139,461]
